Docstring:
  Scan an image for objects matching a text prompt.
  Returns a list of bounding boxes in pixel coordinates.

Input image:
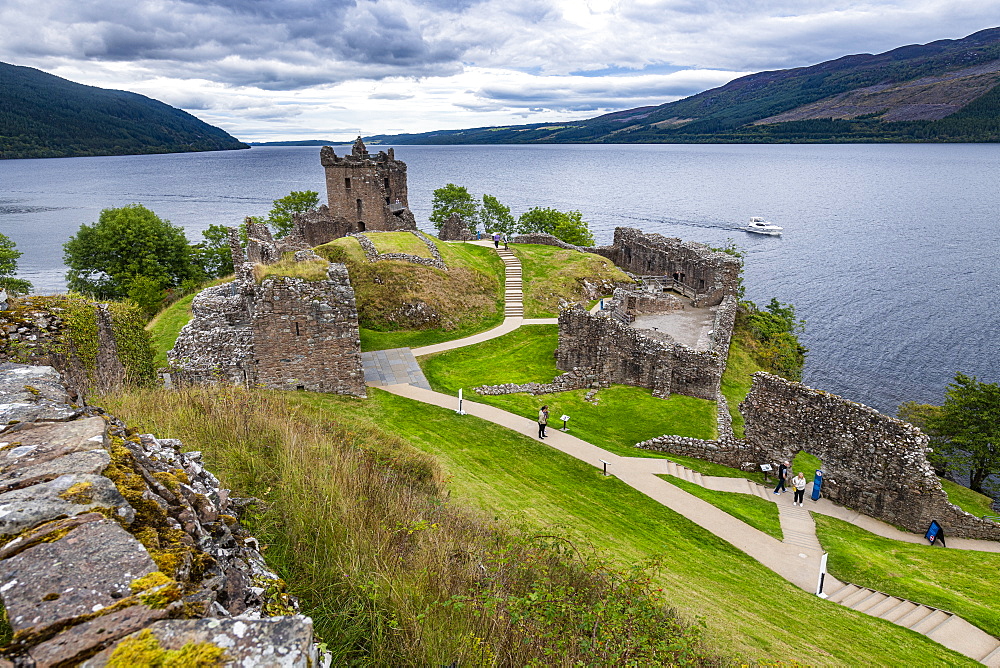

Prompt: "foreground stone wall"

[553,297,736,401]
[0,363,315,665]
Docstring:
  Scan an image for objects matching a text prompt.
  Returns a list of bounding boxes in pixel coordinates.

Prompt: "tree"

[63,204,202,302]
[480,194,516,235]
[191,224,235,278]
[0,233,32,295]
[517,207,595,246]
[430,184,479,230]
[267,190,319,237]
[926,373,1000,493]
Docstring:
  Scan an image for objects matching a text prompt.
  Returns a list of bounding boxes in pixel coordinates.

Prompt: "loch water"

[1,143,998,414]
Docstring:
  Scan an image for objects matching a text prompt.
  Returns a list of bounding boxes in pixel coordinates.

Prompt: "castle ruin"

[168,226,365,396]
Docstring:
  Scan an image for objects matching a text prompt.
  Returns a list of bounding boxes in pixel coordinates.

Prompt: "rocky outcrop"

[0,363,315,665]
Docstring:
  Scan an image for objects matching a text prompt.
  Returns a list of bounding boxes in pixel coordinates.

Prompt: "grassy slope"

[940,478,997,518]
[510,244,632,317]
[661,476,783,540]
[367,390,973,665]
[815,514,1000,639]
[368,231,432,257]
[147,293,197,368]
[719,328,763,438]
[420,325,716,455]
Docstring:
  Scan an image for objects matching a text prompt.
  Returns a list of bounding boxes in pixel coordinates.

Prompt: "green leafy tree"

[63,204,202,303]
[926,373,1000,493]
[0,233,32,295]
[191,224,235,278]
[738,298,807,380]
[430,184,479,230]
[480,194,516,235]
[517,207,595,246]
[267,190,319,237]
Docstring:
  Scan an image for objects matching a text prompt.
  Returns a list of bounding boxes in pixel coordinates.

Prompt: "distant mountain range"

[367,27,1000,145]
[0,62,248,160]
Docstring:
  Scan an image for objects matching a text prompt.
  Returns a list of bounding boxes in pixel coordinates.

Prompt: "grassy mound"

[318,238,505,350]
[510,244,632,317]
[367,231,433,257]
[940,478,996,518]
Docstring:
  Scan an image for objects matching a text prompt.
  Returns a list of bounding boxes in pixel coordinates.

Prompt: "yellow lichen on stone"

[107,629,226,667]
[129,571,173,594]
[57,481,94,504]
[172,468,191,485]
[153,471,182,493]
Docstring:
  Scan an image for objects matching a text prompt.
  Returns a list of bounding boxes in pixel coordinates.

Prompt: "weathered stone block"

[0,519,157,636]
[0,473,134,536]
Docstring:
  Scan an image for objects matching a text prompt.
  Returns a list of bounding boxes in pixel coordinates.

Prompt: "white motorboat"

[743,217,783,236]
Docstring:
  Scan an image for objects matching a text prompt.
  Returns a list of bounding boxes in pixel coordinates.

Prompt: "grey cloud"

[369,92,415,99]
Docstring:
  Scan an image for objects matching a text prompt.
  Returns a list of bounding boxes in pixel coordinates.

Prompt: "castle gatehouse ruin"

[168,226,365,396]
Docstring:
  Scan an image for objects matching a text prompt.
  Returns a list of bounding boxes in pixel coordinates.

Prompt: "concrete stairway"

[663,459,705,486]
[496,248,523,317]
[826,583,1000,666]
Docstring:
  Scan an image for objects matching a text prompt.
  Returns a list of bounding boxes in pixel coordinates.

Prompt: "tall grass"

[96,386,715,666]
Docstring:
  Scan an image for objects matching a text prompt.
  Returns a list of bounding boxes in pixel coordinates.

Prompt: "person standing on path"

[493,231,501,248]
[538,405,549,439]
[792,472,807,506]
[773,461,789,494]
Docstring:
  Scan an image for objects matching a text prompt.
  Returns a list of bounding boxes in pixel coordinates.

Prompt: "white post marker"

[599,459,609,476]
[456,388,466,415]
[816,552,829,598]
[560,414,570,431]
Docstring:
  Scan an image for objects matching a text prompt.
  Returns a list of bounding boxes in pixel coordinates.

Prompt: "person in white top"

[792,472,807,506]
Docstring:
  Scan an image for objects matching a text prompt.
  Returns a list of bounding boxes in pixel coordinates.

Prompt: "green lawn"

[368,231,432,257]
[720,330,764,438]
[815,514,1000,639]
[661,475,783,540]
[419,324,717,456]
[350,390,974,665]
[419,325,560,388]
[940,478,997,518]
[147,293,196,367]
[510,244,632,317]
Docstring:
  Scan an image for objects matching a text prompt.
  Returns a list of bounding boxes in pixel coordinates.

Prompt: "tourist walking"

[502,233,508,249]
[773,461,789,494]
[493,231,501,248]
[538,405,549,438]
[792,472,807,506]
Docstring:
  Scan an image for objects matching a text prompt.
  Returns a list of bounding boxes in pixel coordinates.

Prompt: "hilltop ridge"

[367,27,1000,144]
[0,62,248,159]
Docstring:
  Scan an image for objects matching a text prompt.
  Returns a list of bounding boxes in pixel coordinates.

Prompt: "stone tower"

[319,137,416,232]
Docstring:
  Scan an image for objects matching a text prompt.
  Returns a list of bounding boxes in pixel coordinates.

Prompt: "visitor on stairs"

[773,461,789,494]
[493,231,501,248]
[538,405,549,438]
[792,472,807,506]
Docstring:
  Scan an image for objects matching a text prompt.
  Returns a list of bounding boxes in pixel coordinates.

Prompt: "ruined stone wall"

[554,303,733,401]
[741,373,1000,539]
[320,141,415,233]
[171,226,365,397]
[0,296,155,400]
[437,213,475,241]
[594,228,741,306]
[290,205,358,246]
[0,363,314,665]
[612,287,685,317]
[353,230,447,270]
[252,267,366,396]
[511,233,594,252]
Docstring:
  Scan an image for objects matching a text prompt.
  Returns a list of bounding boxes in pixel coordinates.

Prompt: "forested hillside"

[367,27,1000,145]
[0,62,248,159]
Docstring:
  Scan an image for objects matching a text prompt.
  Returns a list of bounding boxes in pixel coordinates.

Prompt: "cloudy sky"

[1,0,996,142]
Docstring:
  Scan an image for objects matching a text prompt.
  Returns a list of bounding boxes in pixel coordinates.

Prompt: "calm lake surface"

[1,143,998,413]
